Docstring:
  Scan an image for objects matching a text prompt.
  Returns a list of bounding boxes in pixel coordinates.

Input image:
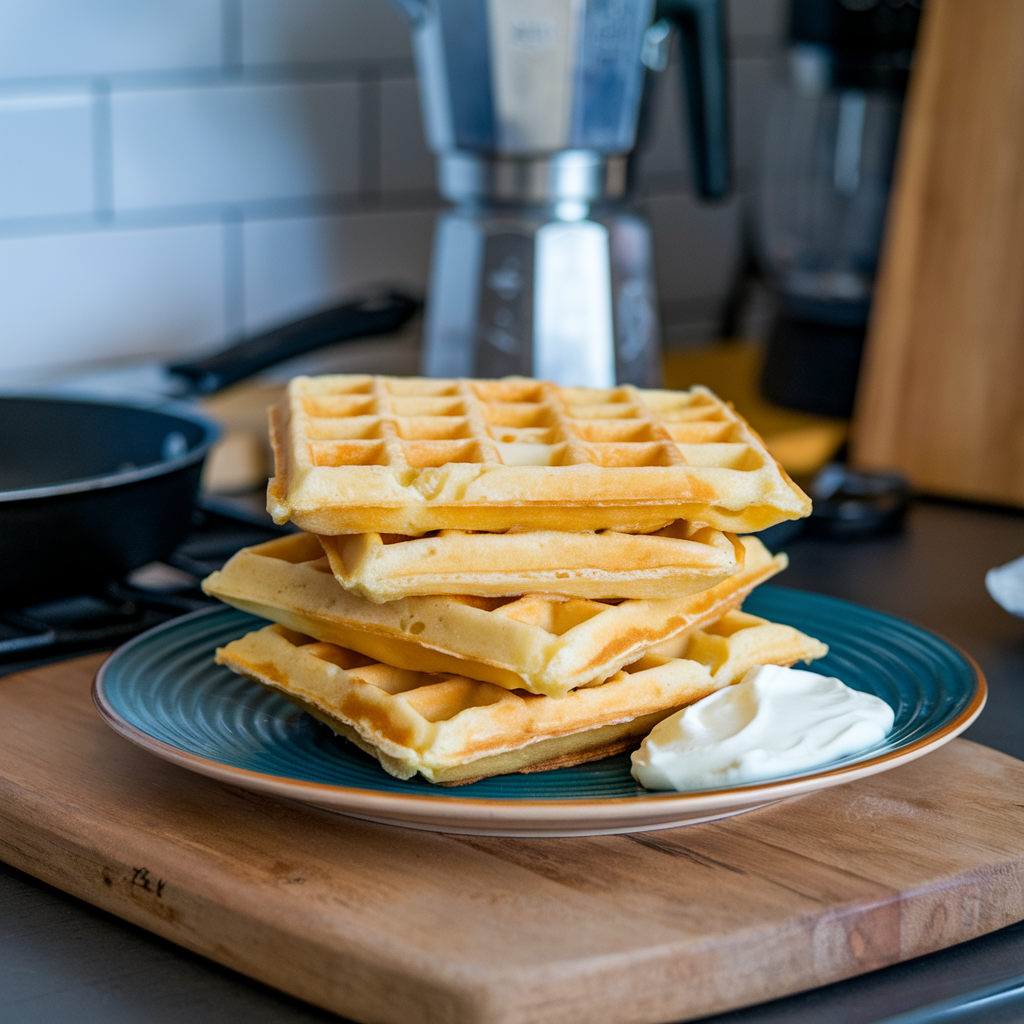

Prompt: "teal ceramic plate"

[93,587,985,836]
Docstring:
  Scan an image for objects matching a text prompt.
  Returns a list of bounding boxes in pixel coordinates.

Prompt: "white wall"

[0,0,786,383]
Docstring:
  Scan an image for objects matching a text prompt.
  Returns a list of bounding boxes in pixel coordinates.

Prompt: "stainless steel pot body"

[423,206,660,387]
[402,0,656,159]
[395,0,728,387]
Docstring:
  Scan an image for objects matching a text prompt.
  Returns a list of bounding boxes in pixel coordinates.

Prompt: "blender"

[757,0,922,418]
[391,0,729,387]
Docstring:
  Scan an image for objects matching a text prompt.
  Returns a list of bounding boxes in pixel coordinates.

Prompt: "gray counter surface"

[3,498,1024,1024]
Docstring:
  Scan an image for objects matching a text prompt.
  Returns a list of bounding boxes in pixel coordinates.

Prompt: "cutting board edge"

[0,776,487,1024]
[3,747,1024,1024]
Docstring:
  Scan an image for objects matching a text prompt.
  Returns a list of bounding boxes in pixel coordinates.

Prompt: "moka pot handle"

[655,0,730,200]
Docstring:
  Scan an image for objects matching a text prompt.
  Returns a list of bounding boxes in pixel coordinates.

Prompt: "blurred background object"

[406,0,729,388]
[664,0,925,492]
[853,0,1024,510]
[805,462,908,537]
[662,342,847,477]
[756,0,921,418]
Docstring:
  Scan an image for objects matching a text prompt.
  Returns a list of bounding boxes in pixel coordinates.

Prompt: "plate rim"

[92,597,987,827]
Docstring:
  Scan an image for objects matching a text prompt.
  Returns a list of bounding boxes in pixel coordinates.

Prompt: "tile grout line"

[221,0,243,77]
[0,60,418,98]
[358,66,382,205]
[0,190,446,241]
[0,181,753,243]
[0,47,778,96]
[222,209,246,341]
[91,77,114,222]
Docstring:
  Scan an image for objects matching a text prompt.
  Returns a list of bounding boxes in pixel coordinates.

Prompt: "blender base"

[760,314,865,418]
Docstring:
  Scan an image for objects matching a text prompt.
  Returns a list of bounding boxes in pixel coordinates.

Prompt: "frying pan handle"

[167,291,420,395]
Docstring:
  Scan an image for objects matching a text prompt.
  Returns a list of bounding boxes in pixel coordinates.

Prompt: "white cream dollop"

[630,664,895,792]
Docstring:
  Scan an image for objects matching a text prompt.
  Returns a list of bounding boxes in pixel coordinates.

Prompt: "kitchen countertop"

[3,497,1024,1024]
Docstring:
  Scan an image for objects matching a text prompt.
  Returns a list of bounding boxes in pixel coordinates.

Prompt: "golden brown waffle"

[216,612,828,785]
[267,376,811,535]
[202,532,787,698]
[317,521,744,602]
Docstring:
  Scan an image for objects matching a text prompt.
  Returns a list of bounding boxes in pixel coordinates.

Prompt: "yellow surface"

[663,343,848,478]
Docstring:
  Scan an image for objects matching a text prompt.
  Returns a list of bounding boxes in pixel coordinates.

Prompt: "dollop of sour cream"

[630,664,895,792]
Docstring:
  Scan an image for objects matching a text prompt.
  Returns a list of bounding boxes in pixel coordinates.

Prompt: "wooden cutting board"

[3,653,1024,1024]
[852,0,1024,504]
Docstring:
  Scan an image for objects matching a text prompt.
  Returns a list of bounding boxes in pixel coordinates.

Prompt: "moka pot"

[392,0,730,386]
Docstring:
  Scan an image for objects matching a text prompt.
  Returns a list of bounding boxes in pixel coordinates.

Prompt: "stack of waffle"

[203,375,826,785]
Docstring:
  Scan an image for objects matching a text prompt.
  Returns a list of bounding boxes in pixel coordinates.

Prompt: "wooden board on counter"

[2,653,1024,1024]
[853,0,1024,505]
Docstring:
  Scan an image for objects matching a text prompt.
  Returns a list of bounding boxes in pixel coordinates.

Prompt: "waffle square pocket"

[267,376,811,535]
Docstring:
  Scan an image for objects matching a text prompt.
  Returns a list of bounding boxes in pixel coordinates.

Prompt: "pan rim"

[0,392,222,503]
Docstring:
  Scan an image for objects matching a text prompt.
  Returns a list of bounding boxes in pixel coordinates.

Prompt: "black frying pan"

[0,291,418,604]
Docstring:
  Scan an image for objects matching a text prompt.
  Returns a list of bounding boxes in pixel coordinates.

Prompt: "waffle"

[216,612,828,785]
[317,521,744,602]
[267,376,811,535]
[202,532,787,698]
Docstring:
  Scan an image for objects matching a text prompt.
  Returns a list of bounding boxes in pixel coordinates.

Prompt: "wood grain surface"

[852,0,1024,504]
[2,652,1024,1024]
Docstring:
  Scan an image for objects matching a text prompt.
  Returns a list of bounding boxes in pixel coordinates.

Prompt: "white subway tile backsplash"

[380,78,435,195]
[0,224,224,378]
[0,0,221,81]
[242,208,434,333]
[111,81,360,209]
[241,0,412,66]
[0,0,782,378]
[0,92,93,218]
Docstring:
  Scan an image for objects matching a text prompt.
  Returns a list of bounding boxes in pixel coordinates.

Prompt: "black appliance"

[757,0,922,418]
